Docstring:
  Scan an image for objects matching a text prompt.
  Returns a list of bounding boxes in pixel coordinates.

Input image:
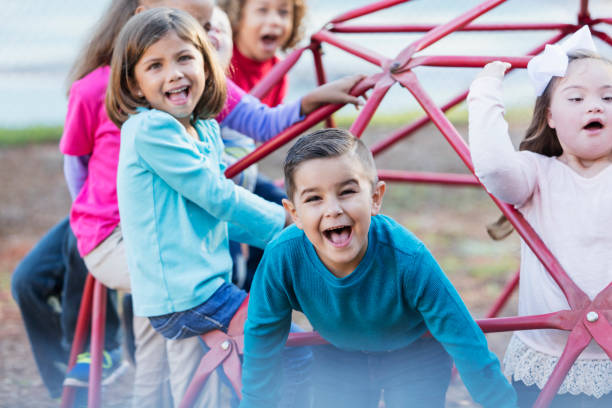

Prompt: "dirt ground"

[0,121,523,407]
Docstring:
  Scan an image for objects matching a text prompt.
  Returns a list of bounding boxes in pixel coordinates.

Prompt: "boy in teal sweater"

[240,128,517,408]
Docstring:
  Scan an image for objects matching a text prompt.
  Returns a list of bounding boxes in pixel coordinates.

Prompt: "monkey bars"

[62,1,611,407]
[224,1,612,407]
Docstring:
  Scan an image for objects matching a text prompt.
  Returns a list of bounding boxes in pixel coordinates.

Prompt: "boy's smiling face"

[283,153,385,278]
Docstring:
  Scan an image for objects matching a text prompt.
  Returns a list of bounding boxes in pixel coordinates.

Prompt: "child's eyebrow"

[141,48,194,64]
[560,84,612,91]
[298,187,318,198]
[339,178,360,187]
[298,178,360,197]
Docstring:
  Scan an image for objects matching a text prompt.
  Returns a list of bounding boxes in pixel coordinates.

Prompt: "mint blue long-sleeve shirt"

[117,109,285,317]
[241,215,517,408]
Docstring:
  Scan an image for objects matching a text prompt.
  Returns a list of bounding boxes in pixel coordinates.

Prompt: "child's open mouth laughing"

[323,225,353,248]
[166,86,190,105]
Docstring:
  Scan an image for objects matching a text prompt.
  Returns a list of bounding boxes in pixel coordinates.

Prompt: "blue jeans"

[311,337,451,408]
[513,380,612,408]
[10,217,121,398]
[149,283,247,339]
[231,175,286,291]
[150,283,312,407]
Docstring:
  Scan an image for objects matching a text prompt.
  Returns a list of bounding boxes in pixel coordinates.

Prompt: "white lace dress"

[467,76,612,397]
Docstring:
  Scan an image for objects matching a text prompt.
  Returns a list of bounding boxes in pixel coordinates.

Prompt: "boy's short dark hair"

[283,128,377,200]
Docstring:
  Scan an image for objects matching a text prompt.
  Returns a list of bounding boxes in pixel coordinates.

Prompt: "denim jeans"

[149,283,247,339]
[311,337,451,408]
[513,380,612,408]
[10,216,121,398]
[150,283,312,408]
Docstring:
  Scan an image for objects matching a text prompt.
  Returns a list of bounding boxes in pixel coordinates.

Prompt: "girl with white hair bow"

[467,26,612,407]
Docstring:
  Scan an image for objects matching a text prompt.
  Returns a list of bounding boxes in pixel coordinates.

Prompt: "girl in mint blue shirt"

[107,7,284,336]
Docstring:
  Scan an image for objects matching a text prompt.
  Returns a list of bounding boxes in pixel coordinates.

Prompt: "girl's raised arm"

[467,62,537,206]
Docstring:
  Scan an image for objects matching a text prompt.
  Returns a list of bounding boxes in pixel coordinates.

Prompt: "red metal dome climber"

[62,1,612,407]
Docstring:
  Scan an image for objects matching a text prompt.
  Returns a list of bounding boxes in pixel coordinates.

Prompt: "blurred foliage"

[0,126,63,146]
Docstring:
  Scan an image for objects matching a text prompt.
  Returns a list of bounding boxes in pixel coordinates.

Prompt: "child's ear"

[282,198,302,230]
[128,79,144,100]
[546,108,556,129]
[370,181,386,216]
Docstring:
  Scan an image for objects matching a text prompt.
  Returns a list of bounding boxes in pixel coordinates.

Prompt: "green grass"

[0,104,534,147]
[0,126,63,146]
[333,104,533,128]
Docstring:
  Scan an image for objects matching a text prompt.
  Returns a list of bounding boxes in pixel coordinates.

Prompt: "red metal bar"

[394,70,473,170]
[377,169,480,186]
[311,42,336,128]
[370,92,467,156]
[350,75,394,137]
[394,0,509,68]
[225,76,376,178]
[312,30,390,68]
[250,45,313,101]
[584,310,612,360]
[330,0,411,24]
[578,0,591,23]
[367,33,565,158]
[60,273,95,408]
[534,325,591,408]
[332,22,578,33]
[477,310,581,333]
[87,280,107,408]
[485,269,520,318]
[286,331,328,347]
[406,55,530,69]
[396,69,591,310]
[593,30,612,48]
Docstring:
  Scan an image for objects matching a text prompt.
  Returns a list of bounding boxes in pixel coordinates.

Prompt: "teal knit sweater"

[241,215,517,407]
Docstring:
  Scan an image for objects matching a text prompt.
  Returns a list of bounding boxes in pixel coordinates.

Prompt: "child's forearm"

[412,249,517,407]
[467,76,535,205]
[221,95,303,142]
[132,111,285,242]
[63,154,90,201]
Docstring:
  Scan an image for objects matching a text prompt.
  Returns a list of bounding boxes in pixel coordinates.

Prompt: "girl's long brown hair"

[65,0,141,92]
[106,7,227,127]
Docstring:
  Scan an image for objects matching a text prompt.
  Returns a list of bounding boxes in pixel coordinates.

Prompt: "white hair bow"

[527,26,598,96]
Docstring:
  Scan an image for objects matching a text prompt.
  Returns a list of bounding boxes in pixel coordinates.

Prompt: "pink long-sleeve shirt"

[467,76,611,360]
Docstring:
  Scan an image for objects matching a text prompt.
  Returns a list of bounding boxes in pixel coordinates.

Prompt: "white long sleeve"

[467,76,537,206]
[467,75,612,377]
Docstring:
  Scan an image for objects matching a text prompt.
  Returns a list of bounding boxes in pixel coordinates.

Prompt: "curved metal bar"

[394,0,509,68]
[224,76,376,178]
[534,325,592,408]
[332,22,578,33]
[329,0,411,24]
[250,45,313,100]
[349,75,395,138]
[88,280,107,408]
[377,170,480,186]
[312,29,390,68]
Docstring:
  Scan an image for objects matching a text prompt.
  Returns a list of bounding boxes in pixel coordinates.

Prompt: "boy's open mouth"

[323,225,352,247]
[166,86,190,104]
[584,120,604,130]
